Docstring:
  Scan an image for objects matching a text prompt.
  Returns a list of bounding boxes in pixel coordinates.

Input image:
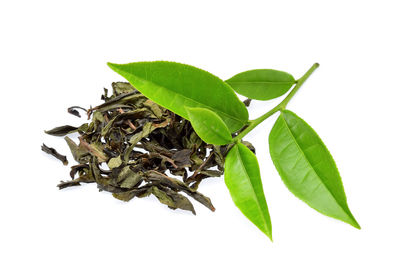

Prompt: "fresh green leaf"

[108,61,249,132]
[185,106,233,145]
[269,110,360,229]
[226,69,295,100]
[224,143,272,240]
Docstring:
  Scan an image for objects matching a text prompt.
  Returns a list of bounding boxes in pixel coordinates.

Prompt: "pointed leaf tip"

[225,143,272,240]
[269,110,360,229]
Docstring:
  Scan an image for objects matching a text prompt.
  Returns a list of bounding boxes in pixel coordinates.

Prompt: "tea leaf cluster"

[108,61,360,240]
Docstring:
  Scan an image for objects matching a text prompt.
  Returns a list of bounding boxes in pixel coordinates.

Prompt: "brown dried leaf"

[45,125,78,137]
[41,144,68,165]
[151,186,196,215]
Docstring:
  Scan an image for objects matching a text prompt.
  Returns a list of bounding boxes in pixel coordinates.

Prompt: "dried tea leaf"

[45,125,78,136]
[198,170,223,177]
[67,106,87,118]
[90,93,145,115]
[41,144,68,165]
[92,111,105,123]
[116,166,142,189]
[65,136,89,163]
[242,140,256,154]
[77,123,90,133]
[108,156,123,169]
[112,81,137,95]
[57,180,81,190]
[184,190,215,212]
[69,164,89,179]
[144,99,164,118]
[120,173,142,189]
[141,141,173,157]
[243,98,252,107]
[112,186,152,202]
[172,149,193,167]
[151,186,196,214]
[78,138,108,162]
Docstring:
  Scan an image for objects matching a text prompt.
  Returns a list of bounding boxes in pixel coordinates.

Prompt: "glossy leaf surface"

[269,110,360,228]
[225,143,272,239]
[226,69,295,100]
[185,107,232,145]
[108,61,248,132]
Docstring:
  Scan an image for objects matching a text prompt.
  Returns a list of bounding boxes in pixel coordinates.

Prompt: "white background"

[1,0,399,276]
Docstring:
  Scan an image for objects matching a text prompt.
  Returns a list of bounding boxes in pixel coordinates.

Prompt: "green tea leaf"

[269,110,360,229]
[224,143,272,240]
[185,107,233,145]
[108,61,249,132]
[226,69,295,100]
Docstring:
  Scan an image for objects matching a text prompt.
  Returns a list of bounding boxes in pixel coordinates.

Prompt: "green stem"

[233,63,319,142]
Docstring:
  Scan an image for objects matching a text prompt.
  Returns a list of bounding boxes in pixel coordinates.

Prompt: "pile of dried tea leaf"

[43,82,254,214]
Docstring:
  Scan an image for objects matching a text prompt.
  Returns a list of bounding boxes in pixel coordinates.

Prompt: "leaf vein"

[280,115,348,215]
[236,147,268,228]
[134,74,247,126]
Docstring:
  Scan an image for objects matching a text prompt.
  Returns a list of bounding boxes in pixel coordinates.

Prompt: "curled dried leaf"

[41,144,68,165]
